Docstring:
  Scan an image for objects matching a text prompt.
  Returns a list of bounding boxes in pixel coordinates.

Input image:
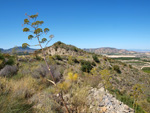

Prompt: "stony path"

[87,87,134,113]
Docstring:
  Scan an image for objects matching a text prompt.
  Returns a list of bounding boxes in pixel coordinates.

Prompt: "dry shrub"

[0,77,11,95]
[83,75,102,88]
[0,65,18,77]
[70,86,89,112]
[0,77,36,113]
[32,64,62,82]
[30,90,63,113]
[11,76,38,99]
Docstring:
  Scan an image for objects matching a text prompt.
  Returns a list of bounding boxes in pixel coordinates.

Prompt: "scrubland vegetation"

[142,67,150,73]
[0,47,150,112]
[0,14,150,113]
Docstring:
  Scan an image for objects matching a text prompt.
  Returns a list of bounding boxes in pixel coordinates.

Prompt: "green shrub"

[0,54,5,69]
[72,57,79,63]
[68,56,79,65]
[80,60,93,73]
[129,65,132,69]
[35,55,42,61]
[54,55,62,61]
[0,53,4,60]
[91,61,96,66]
[113,65,121,73]
[147,96,150,103]
[5,58,15,65]
[0,60,4,70]
[0,54,15,69]
[142,67,150,73]
[92,55,99,63]
[108,88,145,113]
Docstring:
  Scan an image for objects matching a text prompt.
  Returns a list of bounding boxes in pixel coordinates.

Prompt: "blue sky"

[0,0,150,49]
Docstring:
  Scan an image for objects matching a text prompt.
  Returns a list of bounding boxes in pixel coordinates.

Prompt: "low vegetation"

[112,57,141,60]
[0,14,150,113]
[142,67,150,73]
[1,48,150,112]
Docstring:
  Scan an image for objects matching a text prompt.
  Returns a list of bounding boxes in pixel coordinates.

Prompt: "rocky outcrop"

[87,86,134,113]
[29,85,134,113]
[45,47,77,56]
[36,41,85,56]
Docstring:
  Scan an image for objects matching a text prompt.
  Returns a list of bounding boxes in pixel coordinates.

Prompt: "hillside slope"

[0,41,150,113]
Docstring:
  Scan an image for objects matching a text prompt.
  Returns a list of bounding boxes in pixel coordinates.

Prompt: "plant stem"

[60,91,70,113]
[37,36,55,84]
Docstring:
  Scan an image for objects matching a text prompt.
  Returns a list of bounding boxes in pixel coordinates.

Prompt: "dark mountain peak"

[0,46,36,53]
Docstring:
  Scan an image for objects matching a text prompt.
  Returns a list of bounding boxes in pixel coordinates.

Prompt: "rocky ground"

[87,85,134,113]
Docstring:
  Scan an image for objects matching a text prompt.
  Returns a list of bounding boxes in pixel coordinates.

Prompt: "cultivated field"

[107,55,150,73]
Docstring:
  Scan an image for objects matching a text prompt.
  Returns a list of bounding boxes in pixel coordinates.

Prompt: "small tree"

[22,13,55,85]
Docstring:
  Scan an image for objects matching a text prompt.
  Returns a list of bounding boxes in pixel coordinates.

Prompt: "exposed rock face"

[37,41,85,56]
[44,46,85,56]
[87,87,134,113]
[45,47,81,56]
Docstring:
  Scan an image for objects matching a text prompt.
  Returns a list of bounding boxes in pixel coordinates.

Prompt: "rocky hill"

[36,41,86,56]
[84,47,137,55]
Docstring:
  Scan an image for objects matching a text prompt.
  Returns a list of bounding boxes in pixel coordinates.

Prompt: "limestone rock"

[87,85,134,113]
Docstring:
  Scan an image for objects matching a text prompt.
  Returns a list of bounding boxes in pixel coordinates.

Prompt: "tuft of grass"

[0,77,35,113]
[11,76,38,99]
[0,95,34,113]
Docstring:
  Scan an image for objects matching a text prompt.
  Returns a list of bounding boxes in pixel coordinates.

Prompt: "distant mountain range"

[0,46,36,53]
[127,49,150,52]
[84,47,137,55]
[1,44,150,55]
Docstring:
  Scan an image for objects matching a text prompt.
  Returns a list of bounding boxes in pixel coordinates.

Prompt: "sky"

[0,0,150,49]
